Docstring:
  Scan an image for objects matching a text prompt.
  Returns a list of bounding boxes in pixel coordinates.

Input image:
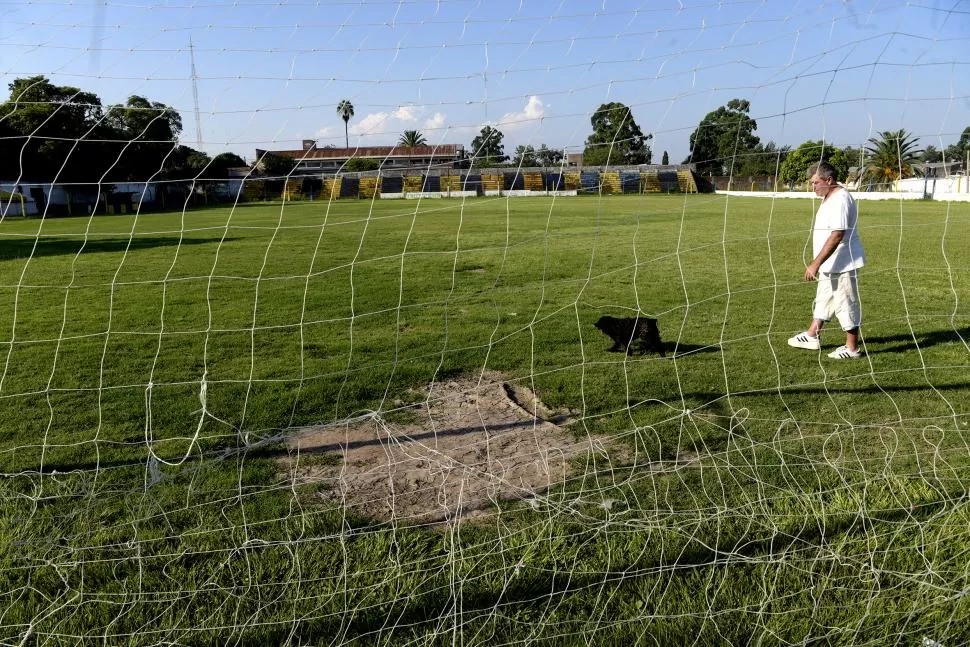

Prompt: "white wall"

[1,184,34,216]
[0,182,163,216]
[719,188,970,202]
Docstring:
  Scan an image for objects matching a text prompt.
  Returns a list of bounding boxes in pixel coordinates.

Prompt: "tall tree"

[779,140,846,188]
[535,144,563,167]
[736,141,789,177]
[108,95,182,142]
[512,145,538,167]
[583,102,651,166]
[0,76,186,183]
[944,126,970,168]
[842,145,869,172]
[862,129,922,187]
[107,95,183,181]
[661,150,669,165]
[398,130,427,147]
[344,157,380,172]
[161,145,210,180]
[258,152,297,177]
[205,152,247,179]
[921,145,943,163]
[0,75,106,181]
[336,99,354,148]
[470,126,506,167]
[684,98,760,176]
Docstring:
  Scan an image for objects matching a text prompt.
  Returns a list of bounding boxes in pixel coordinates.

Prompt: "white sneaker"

[827,345,862,359]
[788,332,820,350]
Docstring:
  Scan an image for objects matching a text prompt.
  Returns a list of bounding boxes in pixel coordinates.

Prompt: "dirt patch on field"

[280,372,611,524]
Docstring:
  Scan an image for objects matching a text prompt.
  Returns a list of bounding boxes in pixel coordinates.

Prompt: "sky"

[2,0,969,164]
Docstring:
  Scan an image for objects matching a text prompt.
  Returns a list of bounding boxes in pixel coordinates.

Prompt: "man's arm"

[804,230,844,281]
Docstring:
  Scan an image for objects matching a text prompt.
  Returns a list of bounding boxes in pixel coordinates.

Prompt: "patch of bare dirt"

[280,372,610,524]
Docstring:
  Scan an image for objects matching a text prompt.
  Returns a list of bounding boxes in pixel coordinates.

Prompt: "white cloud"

[496,96,545,130]
[314,126,332,139]
[523,96,545,119]
[346,105,444,139]
[423,112,446,131]
[352,112,390,135]
[392,105,419,121]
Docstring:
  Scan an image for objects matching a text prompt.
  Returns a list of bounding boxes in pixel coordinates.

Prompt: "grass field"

[1,194,968,645]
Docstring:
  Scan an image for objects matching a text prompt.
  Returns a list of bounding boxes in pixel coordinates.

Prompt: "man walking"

[788,160,866,359]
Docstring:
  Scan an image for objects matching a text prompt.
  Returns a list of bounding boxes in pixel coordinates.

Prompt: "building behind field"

[258,140,467,173]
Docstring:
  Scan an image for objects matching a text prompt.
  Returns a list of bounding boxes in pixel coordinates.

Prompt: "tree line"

[454,96,969,185]
[682,98,970,188]
[332,99,655,170]
[0,76,244,184]
[462,101,651,169]
[3,77,967,188]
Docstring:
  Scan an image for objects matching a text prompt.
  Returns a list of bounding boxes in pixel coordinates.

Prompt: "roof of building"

[267,145,464,160]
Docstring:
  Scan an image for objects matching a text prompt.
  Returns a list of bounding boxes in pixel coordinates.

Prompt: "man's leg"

[807,275,835,339]
[845,327,859,352]
[789,315,825,350]
[808,318,824,338]
[827,271,863,358]
[789,279,832,350]
[836,271,861,352]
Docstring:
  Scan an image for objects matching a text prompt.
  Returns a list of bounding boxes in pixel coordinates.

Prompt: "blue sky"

[2,0,969,164]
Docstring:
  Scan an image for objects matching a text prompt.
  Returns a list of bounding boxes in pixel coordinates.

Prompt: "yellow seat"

[322,179,342,199]
[640,171,661,193]
[359,177,381,198]
[600,171,620,194]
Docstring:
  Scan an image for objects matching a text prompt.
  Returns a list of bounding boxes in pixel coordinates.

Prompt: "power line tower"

[189,36,203,149]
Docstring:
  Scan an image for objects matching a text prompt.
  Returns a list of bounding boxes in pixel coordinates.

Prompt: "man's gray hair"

[807,160,838,182]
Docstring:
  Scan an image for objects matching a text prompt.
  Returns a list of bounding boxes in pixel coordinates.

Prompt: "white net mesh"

[1,1,969,644]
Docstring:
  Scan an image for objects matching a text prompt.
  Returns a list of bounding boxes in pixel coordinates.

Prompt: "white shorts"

[813,270,861,330]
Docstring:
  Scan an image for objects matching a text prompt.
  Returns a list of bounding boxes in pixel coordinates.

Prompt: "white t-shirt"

[813,185,865,273]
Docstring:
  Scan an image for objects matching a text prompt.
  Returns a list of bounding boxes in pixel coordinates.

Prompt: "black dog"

[594,315,665,357]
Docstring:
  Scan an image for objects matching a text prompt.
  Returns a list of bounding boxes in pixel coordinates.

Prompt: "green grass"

[1,195,968,645]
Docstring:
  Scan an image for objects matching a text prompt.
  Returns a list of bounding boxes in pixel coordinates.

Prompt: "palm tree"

[862,129,922,189]
[398,130,427,147]
[336,100,354,148]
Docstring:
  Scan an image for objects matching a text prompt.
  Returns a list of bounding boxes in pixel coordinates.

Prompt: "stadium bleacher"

[381,176,404,194]
[422,175,441,192]
[580,171,599,193]
[544,172,564,191]
[620,170,640,194]
[339,177,359,198]
[503,172,524,191]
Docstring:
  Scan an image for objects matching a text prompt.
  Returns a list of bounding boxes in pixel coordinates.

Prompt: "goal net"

[1,1,968,644]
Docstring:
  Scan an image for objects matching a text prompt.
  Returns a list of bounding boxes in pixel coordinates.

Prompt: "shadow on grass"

[0,236,237,261]
[689,378,970,405]
[670,342,722,358]
[248,493,962,645]
[603,341,721,358]
[9,418,552,474]
[864,327,970,354]
[248,418,548,459]
[19,374,969,477]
